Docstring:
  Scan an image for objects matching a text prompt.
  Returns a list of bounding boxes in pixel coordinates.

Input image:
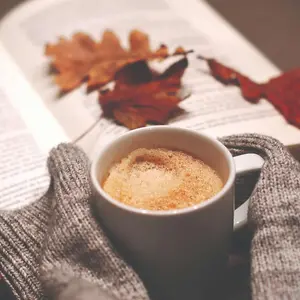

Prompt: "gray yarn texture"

[0,134,299,300]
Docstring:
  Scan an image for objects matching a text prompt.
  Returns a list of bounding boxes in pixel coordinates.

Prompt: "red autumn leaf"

[263,69,300,127]
[99,57,188,129]
[198,56,264,102]
[198,56,300,128]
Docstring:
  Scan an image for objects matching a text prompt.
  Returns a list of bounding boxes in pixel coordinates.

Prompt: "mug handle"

[233,154,264,231]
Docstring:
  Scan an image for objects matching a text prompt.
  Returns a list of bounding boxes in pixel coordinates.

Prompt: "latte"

[102,148,223,211]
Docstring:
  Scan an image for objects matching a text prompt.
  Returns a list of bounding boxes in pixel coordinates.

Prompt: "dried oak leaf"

[99,57,188,129]
[45,29,187,92]
[45,32,98,92]
[198,56,300,128]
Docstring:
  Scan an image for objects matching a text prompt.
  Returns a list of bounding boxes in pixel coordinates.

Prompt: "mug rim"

[91,126,235,216]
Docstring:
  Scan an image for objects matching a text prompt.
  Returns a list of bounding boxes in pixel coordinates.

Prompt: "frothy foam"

[102,148,223,211]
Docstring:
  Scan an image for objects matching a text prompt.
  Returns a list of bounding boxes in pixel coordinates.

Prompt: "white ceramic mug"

[91,126,263,299]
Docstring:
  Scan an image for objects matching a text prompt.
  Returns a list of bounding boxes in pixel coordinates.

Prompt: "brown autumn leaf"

[45,32,98,92]
[99,57,188,129]
[45,29,188,92]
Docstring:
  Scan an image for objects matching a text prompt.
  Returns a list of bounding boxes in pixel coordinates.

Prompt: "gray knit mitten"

[0,144,150,300]
[0,134,299,300]
[221,134,300,300]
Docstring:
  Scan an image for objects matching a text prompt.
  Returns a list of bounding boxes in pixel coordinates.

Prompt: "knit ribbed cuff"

[220,134,287,162]
[0,195,51,300]
[47,143,92,201]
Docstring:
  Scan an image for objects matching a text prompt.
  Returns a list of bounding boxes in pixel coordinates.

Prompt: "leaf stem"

[72,115,102,144]
[196,55,207,61]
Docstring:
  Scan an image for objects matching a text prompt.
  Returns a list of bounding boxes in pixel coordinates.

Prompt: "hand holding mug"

[91,126,263,299]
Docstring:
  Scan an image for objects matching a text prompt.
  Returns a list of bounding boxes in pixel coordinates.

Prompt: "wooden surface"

[206,0,300,71]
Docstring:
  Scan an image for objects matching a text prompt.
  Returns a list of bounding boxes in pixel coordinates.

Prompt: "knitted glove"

[0,144,149,300]
[221,134,300,300]
[1,134,300,300]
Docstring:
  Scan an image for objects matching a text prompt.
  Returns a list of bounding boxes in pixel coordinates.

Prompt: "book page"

[0,45,68,209]
[0,0,299,157]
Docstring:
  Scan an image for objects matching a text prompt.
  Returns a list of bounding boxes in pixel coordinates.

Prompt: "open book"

[1,0,300,210]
